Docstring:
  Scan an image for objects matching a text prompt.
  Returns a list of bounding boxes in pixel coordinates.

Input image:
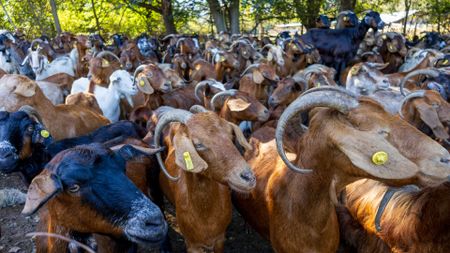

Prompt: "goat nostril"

[440,158,449,164]
[240,170,255,182]
[264,109,269,114]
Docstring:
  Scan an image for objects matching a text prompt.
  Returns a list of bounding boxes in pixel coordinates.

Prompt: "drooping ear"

[113,144,166,161]
[330,124,419,180]
[415,102,449,140]
[228,122,252,152]
[136,76,154,94]
[173,131,208,173]
[252,69,264,84]
[227,98,251,112]
[13,81,36,97]
[22,170,62,216]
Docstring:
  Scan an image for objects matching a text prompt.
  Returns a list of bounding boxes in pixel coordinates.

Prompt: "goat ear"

[14,81,36,97]
[415,102,449,140]
[253,69,264,84]
[228,122,252,152]
[22,170,61,216]
[215,54,225,63]
[330,124,418,180]
[136,77,154,94]
[173,131,208,173]
[227,98,251,112]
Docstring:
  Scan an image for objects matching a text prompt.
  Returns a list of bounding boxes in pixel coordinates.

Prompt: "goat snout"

[125,62,133,70]
[228,166,256,193]
[268,97,278,108]
[258,108,270,122]
[124,198,168,247]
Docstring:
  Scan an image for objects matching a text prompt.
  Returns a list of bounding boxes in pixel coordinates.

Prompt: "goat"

[194,79,226,109]
[72,69,137,122]
[316,15,331,29]
[65,92,102,114]
[23,143,168,253]
[152,107,256,252]
[212,50,240,83]
[210,89,270,124]
[374,32,408,74]
[293,64,337,89]
[0,108,144,184]
[341,179,450,253]
[336,10,359,29]
[0,74,109,140]
[87,51,122,91]
[233,87,450,252]
[238,62,279,104]
[119,42,144,72]
[301,11,384,77]
[278,38,321,77]
[190,58,217,82]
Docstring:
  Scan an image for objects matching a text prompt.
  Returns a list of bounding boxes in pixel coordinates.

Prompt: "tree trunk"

[339,0,357,12]
[91,0,101,32]
[161,0,177,34]
[229,0,240,34]
[0,0,15,29]
[403,0,411,34]
[207,0,227,33]
[49,0,62,35]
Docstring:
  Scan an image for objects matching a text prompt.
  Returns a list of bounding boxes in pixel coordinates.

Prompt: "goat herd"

[0,9,449,253]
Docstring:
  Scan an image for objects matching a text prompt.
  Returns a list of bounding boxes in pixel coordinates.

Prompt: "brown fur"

[157,111,255,252]
[65,92,103,115]
[0,74,109,140]
[87,55,121,92]
[343,179,450,253]
[233,97,449,252]
[238,62,279,104]
[190,59,216,82]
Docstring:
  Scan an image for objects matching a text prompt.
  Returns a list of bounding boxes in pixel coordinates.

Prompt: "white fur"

[36,81,64,105]
[0,51,17,74]
[71,70,137,122]
[24,49,76,80]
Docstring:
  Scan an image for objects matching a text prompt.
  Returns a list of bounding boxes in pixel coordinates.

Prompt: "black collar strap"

[375,184,419,232]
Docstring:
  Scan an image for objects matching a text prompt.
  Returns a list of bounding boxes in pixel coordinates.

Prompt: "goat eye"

[147,72,153,78]
[431,103,439,109]
[27,125,35,132]
[68,184,80,193]
[194,143,207,151]
[378,129,389,136]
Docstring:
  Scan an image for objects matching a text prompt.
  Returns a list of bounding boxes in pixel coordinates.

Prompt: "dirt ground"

[0,172,273,253]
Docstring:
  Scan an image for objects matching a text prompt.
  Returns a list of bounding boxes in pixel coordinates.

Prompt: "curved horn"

[154,108,194,181]
[240,63,260,77]
[95,51,121,63]
[162,34,176,41]
[398,90,426,119]
[275,87,359,174]
[262,44,276,51]
[30,39,44,50]
[210,89,238,112]
[399,69,440,96]
[18,105,43,124]
[190,105,209,113]
[176,38,186,49]
[194,79,218,102]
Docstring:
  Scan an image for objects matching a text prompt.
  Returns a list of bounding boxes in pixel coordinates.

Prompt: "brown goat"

[190,58,217,82]
[119,42,144,72]
[153,108,256,252]
[210,89,270,124]
[0,75,109,140]
[233,87,450,252]
[133,64,172,110]
[238,62,279,104]
[279,39,321,77]
[173,53,192,81]
[87,51,122,92]
[213,51,240,83]
[374,32,407,74]
[65,92,103,115]
[74,35,90,77]
[341,179,450,253]
[399,90,450,144]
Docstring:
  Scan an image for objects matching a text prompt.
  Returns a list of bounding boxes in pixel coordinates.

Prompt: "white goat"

[71,70,137,122]
[0,51,17,74]
[21,46,75,80]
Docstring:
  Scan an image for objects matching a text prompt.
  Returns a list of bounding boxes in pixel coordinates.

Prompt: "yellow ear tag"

[343,16,349,21]
[102,59,110,67]
[139,79,145,87]
[372,151,388,165]
[382,34,387,40]
[316,83,321,87]
[350,67,358,75]
[40,130,50,138]
[183,152,194,171]
[443,59,449,64]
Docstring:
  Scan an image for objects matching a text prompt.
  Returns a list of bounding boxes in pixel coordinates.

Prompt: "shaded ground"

[0,172,273,253]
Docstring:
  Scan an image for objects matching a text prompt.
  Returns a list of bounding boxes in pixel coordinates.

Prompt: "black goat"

[336,10,359,29]
[0,110,145,184]
[316,15,331,29]
[301,11,384,78]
